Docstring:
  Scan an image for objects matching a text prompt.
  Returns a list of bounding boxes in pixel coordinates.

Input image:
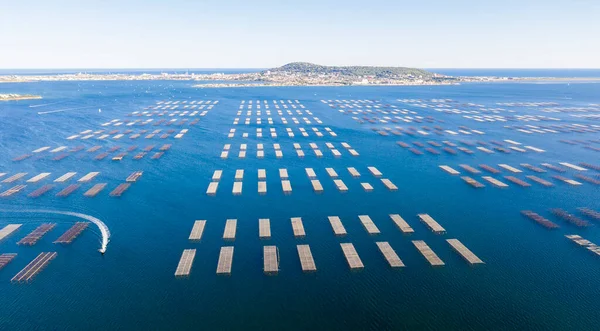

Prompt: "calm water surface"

[0,77,599,330]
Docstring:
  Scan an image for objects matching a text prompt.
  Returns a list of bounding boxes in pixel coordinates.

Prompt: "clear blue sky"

[1,0,598,68]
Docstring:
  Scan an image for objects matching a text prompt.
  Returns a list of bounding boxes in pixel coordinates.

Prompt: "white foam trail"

[0,209,110,253]
[37,105,99,115]
[29,101,66,108]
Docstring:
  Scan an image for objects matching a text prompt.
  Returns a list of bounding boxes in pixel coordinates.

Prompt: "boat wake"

[37,105,101,115]
[29,101,66,108]
[0,209,111,253]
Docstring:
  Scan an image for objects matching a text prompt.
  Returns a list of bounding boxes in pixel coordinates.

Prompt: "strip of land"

[2,63,598,87]
[0,94,42,101]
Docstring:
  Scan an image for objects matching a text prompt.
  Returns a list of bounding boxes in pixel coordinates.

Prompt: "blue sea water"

[430,68,600,78]
[0,72,599,330]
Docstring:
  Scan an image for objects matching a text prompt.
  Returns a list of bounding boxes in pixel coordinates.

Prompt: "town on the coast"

[0,62,518,87]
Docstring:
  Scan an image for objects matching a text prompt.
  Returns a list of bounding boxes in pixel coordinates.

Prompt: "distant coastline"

[0,94,42,101]
[1,63,599,87]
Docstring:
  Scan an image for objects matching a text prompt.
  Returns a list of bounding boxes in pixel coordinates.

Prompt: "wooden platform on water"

[11,252,57,283]
[440,165,460,175]
[189,220,206,241]
[358,215,380,234]
[210,170,223,182]
[223,219,237,240]
[504,176,531,187]
[482,176,509,188]
[526,175,553,187]
[54,172,77,182]
[263,246,279,274]
[297,244,316,272]
[305,168,317,179]
[279,169,289,179]
[412,240,444,266]
[461,176,484,188]
[207,182,219,195]
[109,183,131,197]
[259,218,271,239]
[216,246,234,275]
[17,223,55,245]
[381,178,398,191]
[258,169,266,180]
[54,222,89,244]
[291,217,306,237]
[26,173,51,183]
[282,180,292,194]
[0,185,26,197]
[326,168,338,178]
[84,183,107,197]
[235,169,244,180]
[376,242,405,268]
[368,166,382,177]
[0,253,17,270]
[334,179,348,192]
[347,167,361,177]
[560,162,587,171]
[78,172,100,182]
[28,184,53,198]
[341,243,364,269]
[2,173,27,183]
[417,214,446,233]
[258,181,267,194]
[126,171,143,182]
[447,239,484,265]
[311,179,323,193]
[459,164,480,174]
[498,164,522,173]
[0,224,22,241]
[233,182,242,195]
[328,216,347,236]
[389,214,414,233]
[56,184,79,197]
[174,249,196,276]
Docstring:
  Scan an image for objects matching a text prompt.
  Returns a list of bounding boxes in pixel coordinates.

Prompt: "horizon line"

[2,67,600,71]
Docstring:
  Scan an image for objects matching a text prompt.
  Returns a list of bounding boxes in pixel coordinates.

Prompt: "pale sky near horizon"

[1,0,599,69]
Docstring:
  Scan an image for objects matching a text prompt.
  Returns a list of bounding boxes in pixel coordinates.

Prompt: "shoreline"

[192,77,600,88]
[192,82,460,88]
[2,74,600,86]
[0,94,42,101]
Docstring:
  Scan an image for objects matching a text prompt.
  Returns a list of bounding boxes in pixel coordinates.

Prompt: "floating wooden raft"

[412,240,444,266]
[446,239,484,264]
[389,214,414,233]
[340,243,364,269]
[418,214,446,233]
[328,216,347,236]
[263,246,279,274]
[291,217,306,238]
[259,218,271,239]
[0,224,22,241]
[126,171,143,182]
[189,220,206,241]
[109,183,131,197]
[376,242,404,268]
[17,223,56,245]
[84,183,107,197]
[0,253,17,270]
[11,252,57,283]
[53,222,89,244]
[216,246,234,275]
[297,245,316,272]
[175,249,196,277]
[28,184,53,198]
